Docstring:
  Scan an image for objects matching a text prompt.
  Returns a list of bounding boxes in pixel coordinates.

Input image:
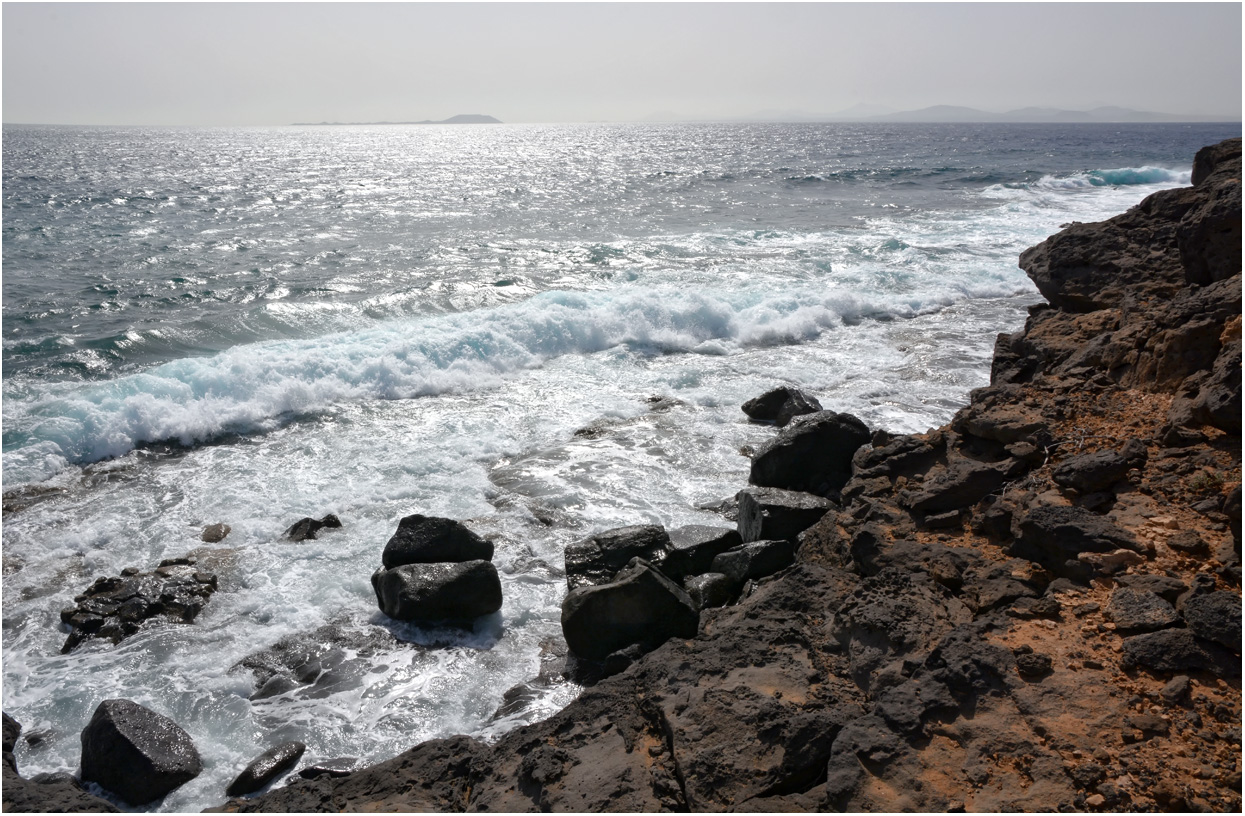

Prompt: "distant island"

[292,114,501,126]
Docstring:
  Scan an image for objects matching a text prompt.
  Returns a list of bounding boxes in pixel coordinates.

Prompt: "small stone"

[1086,793,1106,807]
[201,523,231,543]
[1016,652,1053,678]
[1161,675,1191,704]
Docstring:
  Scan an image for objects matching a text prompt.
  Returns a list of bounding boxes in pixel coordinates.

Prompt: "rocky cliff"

[206,138,1243,815]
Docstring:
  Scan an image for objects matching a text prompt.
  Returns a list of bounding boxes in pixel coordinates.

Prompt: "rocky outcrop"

[80,699,202,805]
[741,385,823,427]
[286,514,342,542]
[218,141,1242,814]
[2,712,118,812]
[59,558,218,653]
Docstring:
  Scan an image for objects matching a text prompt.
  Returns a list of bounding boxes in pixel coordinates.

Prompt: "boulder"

[1181,590,1241,652]
[564,525,670,590]
[683,573,735,610]
[1120,628,1236,675]
[901,457,1021,514]
[663,526,742,580]
[1178,139,1242,285]
[749,411,871,494]
[381,515,491,568]
[1052,447,1138,493]
[371,560,502,622]
[560,558,699,662]
[741,386,823,427]
[285,514,342,542]
[60,561,218,653]
[1104,588,1179,633]
[80,699,202,805]
[227,741,307,797]
[736,487,833,543]
[201,523,231,543]
[711,540,796,587]
[1012,505,1141,574]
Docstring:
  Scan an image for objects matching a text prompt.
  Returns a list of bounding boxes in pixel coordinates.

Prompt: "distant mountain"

[292,114,502,125]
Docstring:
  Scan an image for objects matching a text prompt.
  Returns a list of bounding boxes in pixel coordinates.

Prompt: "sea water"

[3,122,1238,810]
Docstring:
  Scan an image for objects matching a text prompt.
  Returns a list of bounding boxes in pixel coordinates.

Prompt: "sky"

[2,2,1241,125]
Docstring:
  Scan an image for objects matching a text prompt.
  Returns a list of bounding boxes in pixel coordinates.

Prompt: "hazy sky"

[3,2,1241,125]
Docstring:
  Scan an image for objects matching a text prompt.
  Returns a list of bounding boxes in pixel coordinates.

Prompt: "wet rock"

[298,759,358,780]
[371,560,502,622]
[202,523,231,543]
[736,486,833,543]
[285,514,342,542]
[663,525,742,580]
[1182,590,1241,652]
[741,386,823,427]
[227,741,306,797]
[80,699,201,805]
[560,557,698,662]
[1105,588,1180,633]
[236,622,401,700]
[380,514,490,568]
[684,572,734,610]
[564,525,671,590]
[749,410,871,494]
[61,562,218,653]
[711,540,796,588]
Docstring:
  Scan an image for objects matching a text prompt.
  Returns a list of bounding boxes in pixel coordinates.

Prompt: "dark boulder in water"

[60,560,218,653]
[742,386,823,427]
[79,699,201,805]
[285,513,343,542]
[227,741,306,797]
[563,524,671,590]
[201,523,231,543]
[749,410,871,495]
[664,525,742,580]
[381,514,492,568]
[561,557,698,661]
[372,560,502,622]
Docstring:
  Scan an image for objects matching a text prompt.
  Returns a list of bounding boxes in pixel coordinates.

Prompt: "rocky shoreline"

[4,138,1240,812]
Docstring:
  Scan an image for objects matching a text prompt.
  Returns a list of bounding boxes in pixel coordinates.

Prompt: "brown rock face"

[217,140,1242,814]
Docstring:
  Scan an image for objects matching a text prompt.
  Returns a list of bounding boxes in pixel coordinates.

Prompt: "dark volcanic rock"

[371,560,502,622]
[1179,139,1243,285]
[380,514,491,568]
[711,539,796,587]
[1182,590,1242,652]
[80,699,202,805]
[683,572,734,610]
[227,741,307,797]
[1121,628,1236,675]
[1105,588,1179,633]
[563,524,671,590]
[60,561,218,653]
[741,386,823,427]
[736,486,833,543]
[1011,505,1140,573]
[202,523,231,543]
[664,525,742,580]
[235,623,402,701]
[901,456,1021,514]
[285,514,342,542]
[749,410,871,494]
[560,558,698,661]
[1052,448,1134,493]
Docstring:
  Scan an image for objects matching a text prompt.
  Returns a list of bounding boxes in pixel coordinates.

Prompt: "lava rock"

[902,457,1021,514]
[1181,590,1242,652]
[1012,505,1141,574]
[560,558,699,662]
[1120,628,1234,675]
[711,540,796,587]
[285,514,342,542]
[381,515,491,568]
[1105,588,1180,633]
[736,486,834,543]
[1015,651,1054,678]
[80,699,202,805]
[227,741,306,797]
[749,410,871,494]
[663,525,742,580]
[1168,530,1211,556]
[1052,449,1133,493]
[564,525,671,590]
[371,560,502,622]
[61,562,218,653]
[683,573,735,610]
[741,386,823,427]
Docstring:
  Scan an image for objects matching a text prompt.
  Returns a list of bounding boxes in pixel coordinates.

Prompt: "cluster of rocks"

[58,557,218,653]
[3,700,312,810]
[370,514,503,623]
[214,139,1241,813]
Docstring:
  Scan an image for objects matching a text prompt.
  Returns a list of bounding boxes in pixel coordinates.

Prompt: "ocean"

[3,121,1239,810]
